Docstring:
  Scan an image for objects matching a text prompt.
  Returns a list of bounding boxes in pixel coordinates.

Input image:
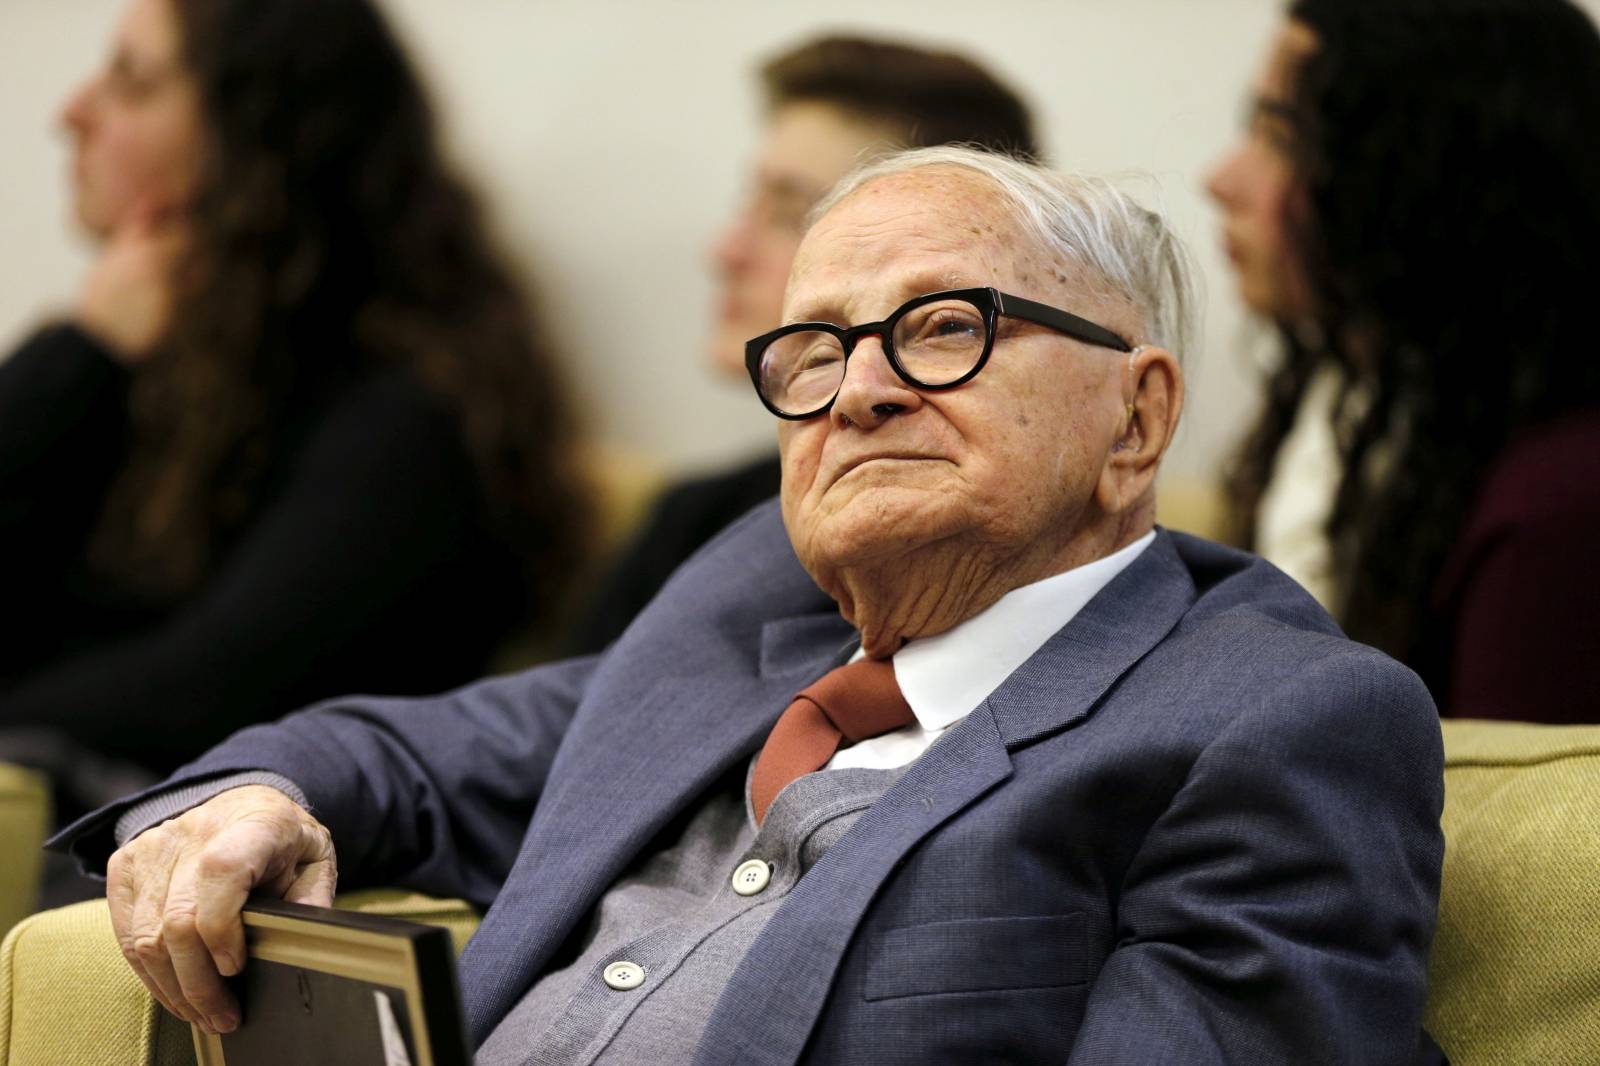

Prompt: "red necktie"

[749,657,915,825]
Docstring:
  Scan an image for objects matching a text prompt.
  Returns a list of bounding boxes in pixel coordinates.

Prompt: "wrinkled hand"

[106,785,337,1035]
[76,207,186,363]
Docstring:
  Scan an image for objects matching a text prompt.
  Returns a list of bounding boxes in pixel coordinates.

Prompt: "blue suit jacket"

[62,501,1445,1064]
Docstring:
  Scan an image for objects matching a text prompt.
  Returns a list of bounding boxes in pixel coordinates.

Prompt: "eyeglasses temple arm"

[992,290,1133,352]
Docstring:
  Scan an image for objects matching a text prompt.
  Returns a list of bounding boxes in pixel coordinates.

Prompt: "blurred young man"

[565,35,1037,653]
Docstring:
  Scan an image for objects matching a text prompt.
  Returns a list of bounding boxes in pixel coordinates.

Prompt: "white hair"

[808,146,1199,358]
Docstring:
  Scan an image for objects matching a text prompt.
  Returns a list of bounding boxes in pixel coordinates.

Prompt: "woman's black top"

[0,325,524,779]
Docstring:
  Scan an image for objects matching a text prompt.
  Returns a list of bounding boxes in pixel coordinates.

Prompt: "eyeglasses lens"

[891,299,987,386]
[758,297,990,416]
[760,332,847,417]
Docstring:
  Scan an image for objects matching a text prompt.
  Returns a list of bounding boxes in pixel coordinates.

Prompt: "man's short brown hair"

[760,35,1040,161]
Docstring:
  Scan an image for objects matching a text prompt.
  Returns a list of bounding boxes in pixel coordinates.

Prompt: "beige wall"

[5,1,1595,486]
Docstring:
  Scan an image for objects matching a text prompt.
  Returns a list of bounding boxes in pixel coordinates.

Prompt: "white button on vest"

[602,961,645,991]
[731,859,772,896]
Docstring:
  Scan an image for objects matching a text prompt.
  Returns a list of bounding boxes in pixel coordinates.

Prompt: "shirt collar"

[857,531,1156,733]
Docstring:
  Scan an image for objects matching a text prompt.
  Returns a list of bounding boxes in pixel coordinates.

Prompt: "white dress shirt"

[826,530,1156,772]
[1255,365,1341,613]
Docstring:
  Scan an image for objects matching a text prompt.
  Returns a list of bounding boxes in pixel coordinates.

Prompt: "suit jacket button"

[732,859,773,896]
[603,961,645,990]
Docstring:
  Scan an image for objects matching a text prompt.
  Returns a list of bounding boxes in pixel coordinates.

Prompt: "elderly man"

[56,148,1444,1064]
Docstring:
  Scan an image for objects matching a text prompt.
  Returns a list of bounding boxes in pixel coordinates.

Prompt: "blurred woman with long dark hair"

[0,0,588,816]
[1208,0,1600,720]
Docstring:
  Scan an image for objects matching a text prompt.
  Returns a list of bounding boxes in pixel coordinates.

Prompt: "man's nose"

[59,77,97,135]
[712,209,756,275]
[1204,146,1244,207]
[831,334,922,430]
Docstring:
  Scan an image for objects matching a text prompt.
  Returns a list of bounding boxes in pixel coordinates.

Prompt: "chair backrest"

[1427,719,1600,1065]
[0,764,49,937]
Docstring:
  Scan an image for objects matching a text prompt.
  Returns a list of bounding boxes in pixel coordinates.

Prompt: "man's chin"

[800,486,965,571]
[823,455,956,495]
[71,200,111,243]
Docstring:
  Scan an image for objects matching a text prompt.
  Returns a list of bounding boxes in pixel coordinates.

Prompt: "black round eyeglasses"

[744,286,1133,420]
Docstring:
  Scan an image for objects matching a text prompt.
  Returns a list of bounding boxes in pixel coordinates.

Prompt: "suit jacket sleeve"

[51,654,600,907]
[1066,649,1445,1066]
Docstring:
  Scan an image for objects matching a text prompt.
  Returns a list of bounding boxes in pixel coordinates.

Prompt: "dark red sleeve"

[1437,410,1600,722]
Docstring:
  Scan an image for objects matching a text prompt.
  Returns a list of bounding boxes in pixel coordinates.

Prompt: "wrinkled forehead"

[785,167,1058,321]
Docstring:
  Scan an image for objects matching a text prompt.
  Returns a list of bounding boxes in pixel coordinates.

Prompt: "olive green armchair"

[4,719,1598,1065]
[1421,720,1600,1062]
[0,890,478,1066]
[0,764,49,938]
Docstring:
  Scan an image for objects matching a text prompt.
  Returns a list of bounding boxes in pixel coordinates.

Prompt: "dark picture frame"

[191,898,471,1066]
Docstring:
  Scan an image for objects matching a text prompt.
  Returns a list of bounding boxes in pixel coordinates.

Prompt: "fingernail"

[216,951,240,976]
[212,1011,239,1033]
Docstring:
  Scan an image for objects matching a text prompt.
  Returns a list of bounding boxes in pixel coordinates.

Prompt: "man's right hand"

[105,785,337,1036]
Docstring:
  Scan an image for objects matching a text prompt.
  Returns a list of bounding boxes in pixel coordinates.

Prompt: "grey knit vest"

[475,762,903,1066]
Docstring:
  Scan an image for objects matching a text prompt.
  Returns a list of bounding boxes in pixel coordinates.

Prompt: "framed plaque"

[191,898,471,1066]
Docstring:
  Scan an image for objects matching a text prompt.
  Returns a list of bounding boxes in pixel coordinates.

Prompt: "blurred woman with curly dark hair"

[1208,0,1600,721]
[0,0,588,817]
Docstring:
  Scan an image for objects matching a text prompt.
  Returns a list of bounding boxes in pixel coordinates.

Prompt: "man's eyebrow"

[1251,95,1297,123]
[940,270,984,290]
[784,272,988,326]
[901,269,985,297]
[757,173,828,204]
[783,299,845,326]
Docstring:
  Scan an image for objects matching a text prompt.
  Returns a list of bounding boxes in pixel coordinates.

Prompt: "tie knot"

[797,657,915,743]
[749,655,916,825]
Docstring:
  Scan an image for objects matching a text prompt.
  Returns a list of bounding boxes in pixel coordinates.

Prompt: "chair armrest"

[0,762,50,936]
[0,892,480,1066]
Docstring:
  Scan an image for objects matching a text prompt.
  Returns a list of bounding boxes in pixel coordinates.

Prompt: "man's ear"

[1094,345,1184,515]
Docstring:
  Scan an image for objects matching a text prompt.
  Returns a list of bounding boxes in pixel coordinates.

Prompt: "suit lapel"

[694,532,1198,1066]
[459,608,854,1045]
[985,530,1198,748]
[695,702,1014,1066]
